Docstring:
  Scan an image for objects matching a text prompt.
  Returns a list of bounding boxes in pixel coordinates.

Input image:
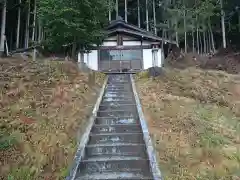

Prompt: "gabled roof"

[105,17,177,45]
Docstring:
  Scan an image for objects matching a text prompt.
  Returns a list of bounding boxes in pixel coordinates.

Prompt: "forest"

[1,1,240,179]
[0,0,240,57]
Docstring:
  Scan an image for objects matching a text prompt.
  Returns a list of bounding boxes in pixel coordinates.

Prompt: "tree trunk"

[206,30,209,53]
[161,29,165,50]
[153,0,157,34]
[124,0,127,22]
[16,0,21,49]
[38,20,42,43]
[199,32,203,54]
[203,31,207,54]
[220,0,226,48]
[25,0,30,48]
[32,0,37,42]
[175,18,179,47]
[192,29,195,53]
[208,18,216,52]
[137,0,141,28]
[71,42,77,60]
[146,0,149,31]
[0,0,7,55]
[208,29,212,52]
[115,0,118,19]
[108,0,112,21]
[183,5,187,53]
[196,26,199,54]
[238,11,240,32]
[175,31,179,47]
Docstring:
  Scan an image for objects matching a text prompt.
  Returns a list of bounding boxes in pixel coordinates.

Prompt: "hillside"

[0,59,105,180]
[136,68,240,179]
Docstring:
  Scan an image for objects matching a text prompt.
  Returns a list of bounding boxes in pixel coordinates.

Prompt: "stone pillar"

[152,45,159,67]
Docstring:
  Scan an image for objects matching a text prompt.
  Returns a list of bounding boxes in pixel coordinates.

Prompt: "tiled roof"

[105,18,177,44]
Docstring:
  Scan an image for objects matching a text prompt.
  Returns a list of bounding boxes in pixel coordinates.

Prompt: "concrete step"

[69,74,161,180]
[76,172,153,180]
[103,93,133,99]
[88,133,144,144]
[106,83,131,86]
[95,117,139,125]
[101,100,136,106]
[107,81,130,84]
[78,158,153,178]
[102,96,135,102]
[106,85,132,88]
[103,91,133,96]
[97,110,138,118]
[91,124,142,134]
[105,88,131,91]
[105,89,132,93]
[85,144,147,158]
[99,104,136,111]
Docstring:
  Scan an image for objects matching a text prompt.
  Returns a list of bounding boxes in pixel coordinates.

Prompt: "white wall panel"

[102,41,117,46]
[143,49,153,69]
[123,41,141,46]
[78,50,98,70]
[157,48,163,67]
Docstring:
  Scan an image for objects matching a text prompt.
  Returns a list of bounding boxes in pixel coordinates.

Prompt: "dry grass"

[136,67,240,180]
[0,58,105,180]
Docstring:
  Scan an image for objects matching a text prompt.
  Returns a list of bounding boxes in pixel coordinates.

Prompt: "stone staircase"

[68,74,161,180]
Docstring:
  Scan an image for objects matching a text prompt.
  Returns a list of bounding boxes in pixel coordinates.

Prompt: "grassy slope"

[0,59,105,180]
[136,68,240,180]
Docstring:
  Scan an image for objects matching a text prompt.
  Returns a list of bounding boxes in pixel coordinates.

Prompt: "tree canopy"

[37,0,109,53]
[2,0,240,56]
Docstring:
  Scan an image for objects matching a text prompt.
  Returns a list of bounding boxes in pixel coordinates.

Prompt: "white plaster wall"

[87,50,98,70]
[123,41,141,46]
[157,48,163,67]
[143,49,153,69]
[78,50,98,70]
[102,41,117,46]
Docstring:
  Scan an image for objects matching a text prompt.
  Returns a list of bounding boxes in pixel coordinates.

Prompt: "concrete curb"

[130,74,163,180]
[66,76,108,180]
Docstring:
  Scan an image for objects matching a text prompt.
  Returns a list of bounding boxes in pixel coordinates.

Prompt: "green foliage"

[0,132,18,150]
[7,167,35,180]
[156,0,220,38]
[37,0,109,52]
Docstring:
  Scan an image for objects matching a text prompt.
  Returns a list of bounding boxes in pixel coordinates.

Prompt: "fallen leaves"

[0,58,105,179]
[136,67,240,179]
